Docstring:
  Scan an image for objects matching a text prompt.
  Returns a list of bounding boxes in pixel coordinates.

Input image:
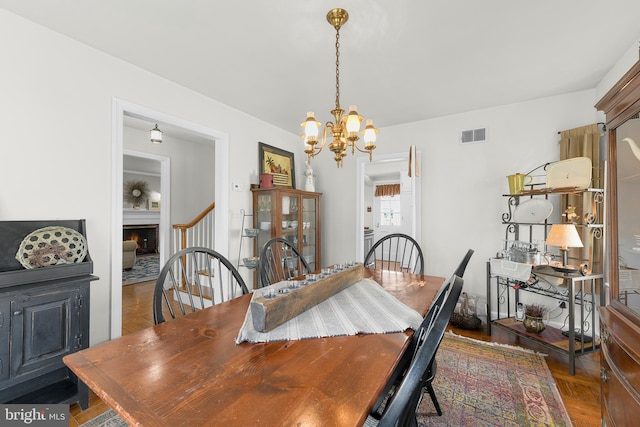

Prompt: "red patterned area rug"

[417,333,572,426]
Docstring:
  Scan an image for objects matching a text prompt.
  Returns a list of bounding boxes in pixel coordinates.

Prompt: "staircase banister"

[172,202,215,230]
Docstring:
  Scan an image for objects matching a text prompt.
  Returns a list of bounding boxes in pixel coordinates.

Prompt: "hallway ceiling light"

[301,8,379,168]
[150,124,163,144]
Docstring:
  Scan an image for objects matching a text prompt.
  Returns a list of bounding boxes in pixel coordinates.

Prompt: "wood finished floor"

[69,280,601,426]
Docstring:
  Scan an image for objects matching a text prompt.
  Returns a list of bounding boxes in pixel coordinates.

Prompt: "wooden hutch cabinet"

[0,220,97,409]
[595,57,640,425]
[251,188,322,287]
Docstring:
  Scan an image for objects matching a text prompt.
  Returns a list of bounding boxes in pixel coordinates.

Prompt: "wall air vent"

[460,127,487,144]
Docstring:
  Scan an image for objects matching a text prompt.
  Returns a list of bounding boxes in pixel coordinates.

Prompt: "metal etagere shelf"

[487,263,603,375]
[236,209,258,270]
[487,167,606,375]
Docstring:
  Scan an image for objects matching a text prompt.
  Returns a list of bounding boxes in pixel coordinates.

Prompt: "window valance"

[374,184,400,197]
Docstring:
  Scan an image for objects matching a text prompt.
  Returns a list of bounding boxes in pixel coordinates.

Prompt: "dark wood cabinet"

[0,220,97,409]
[599,308,640,425]
[251,188,322,289]
[595,57,640,425]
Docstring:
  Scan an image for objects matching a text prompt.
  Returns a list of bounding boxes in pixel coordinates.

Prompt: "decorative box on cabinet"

[251,188,322,288]
[486,186,605,375]
[0,220,97,409]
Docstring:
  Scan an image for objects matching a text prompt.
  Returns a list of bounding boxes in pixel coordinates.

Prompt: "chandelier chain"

[335,28,341,111]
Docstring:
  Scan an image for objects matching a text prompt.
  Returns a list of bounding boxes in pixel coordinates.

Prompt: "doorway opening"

[111,98,230,339]
[355,151,422,261]
[122,150,167,290]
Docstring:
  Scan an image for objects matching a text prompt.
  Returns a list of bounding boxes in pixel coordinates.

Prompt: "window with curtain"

[374,184,400,197]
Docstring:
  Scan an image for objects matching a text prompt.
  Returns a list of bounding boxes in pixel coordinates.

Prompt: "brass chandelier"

[301,8,379,168]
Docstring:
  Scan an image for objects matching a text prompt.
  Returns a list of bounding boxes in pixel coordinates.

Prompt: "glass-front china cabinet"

[251,188,322,284]
[595,57,640,425]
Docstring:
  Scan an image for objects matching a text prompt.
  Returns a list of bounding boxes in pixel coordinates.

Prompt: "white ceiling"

[2,1,640,134]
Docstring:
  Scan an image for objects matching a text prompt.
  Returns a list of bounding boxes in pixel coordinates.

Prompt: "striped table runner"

[235,278,423,344]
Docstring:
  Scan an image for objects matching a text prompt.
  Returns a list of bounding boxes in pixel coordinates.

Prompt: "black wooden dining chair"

[454,248,474,278]
[365,276,464,427]
[153,247,249,324]
[257,237,311,288]
[372,248,474,417]
[364,233,424,275]
[417,248,475,415]
[371,271,456,417]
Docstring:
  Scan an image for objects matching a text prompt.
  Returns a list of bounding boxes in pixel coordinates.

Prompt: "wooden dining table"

[64,269,444,427]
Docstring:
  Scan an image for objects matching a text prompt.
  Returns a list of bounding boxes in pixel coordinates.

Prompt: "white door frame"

[111,98,230,339]
[355,151,422,261]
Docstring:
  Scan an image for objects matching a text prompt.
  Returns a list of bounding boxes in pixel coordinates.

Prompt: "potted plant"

[523,303,547,334]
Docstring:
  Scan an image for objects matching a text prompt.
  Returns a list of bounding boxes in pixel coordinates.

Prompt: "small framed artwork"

[259,142,296,188]
[148,199,161,211]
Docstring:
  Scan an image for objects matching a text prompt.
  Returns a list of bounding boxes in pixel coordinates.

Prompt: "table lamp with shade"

[546,224,583,272]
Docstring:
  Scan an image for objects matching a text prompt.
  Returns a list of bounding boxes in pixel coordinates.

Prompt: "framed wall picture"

[148,199,161,211]
[259,142,296,188]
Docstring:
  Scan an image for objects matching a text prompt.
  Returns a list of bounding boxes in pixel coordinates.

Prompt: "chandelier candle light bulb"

[302,112,320,145]
[362,119,379,154]
[345,105,363,140]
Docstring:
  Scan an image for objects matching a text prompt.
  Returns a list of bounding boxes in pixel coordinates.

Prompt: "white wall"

[0,10,302,345]
[316,90,601,299]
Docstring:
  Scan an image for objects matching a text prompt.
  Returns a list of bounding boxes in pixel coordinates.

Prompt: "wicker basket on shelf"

[450,292,481,330]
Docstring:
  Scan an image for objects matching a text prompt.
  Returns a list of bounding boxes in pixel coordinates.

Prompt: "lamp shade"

[546,224,583,249]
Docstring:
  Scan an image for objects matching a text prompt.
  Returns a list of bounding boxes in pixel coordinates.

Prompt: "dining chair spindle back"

[364,233,424,275]
[257,237,311,288]
[153,247,249,324]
